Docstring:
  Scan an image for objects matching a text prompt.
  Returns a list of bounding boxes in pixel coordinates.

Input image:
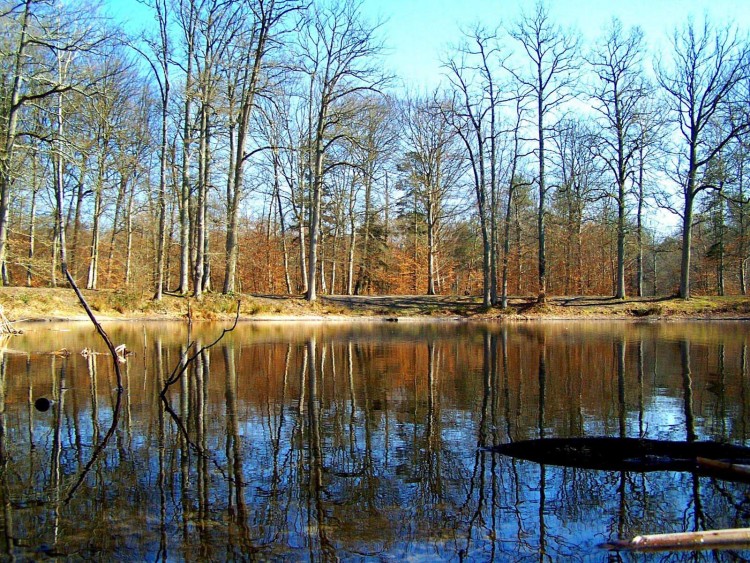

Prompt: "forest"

[1,0,749,306]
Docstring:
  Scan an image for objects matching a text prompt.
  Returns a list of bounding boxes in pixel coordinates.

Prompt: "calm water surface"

[1,320,750,561]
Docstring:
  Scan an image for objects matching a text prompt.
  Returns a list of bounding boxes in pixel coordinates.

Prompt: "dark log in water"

[486,437,750,474]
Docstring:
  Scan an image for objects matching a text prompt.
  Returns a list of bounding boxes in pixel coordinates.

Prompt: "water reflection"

[0,321,749,559]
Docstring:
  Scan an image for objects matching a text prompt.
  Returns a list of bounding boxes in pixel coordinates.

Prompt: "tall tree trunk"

[125,181,135,286]
[306,119,325,302]
[718,204,725,296]
[501,185,514,309]
[273,150,292,294]
[223,4,274,294]
[178,10,196,296]
[151,0,170,300]
[51,223,58,287]
[636,143,645,297]
[26,161,39,287]
[426,198,436,295]
[616,178,626,299]
[515,201,523,295]
[355,169,373,294]
[347,180,356,296]
[54,94,69,280]
[153,90,169,300]
[69,168,86,277]
[330,207,340,295]
[105,174,127,287]
[193,104,209,298]
[265,197,274,292]
[86,179,102,290]
[537,88,547,302]
[679,160,697,299]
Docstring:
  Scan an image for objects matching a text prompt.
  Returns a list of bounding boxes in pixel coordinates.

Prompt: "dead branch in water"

[63,270,123,503]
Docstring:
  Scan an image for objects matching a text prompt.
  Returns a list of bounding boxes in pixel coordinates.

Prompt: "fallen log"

[608,528,750,552]
[486,437,750,474]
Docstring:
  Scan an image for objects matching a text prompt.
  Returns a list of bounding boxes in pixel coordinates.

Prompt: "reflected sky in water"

[0,320,749,560]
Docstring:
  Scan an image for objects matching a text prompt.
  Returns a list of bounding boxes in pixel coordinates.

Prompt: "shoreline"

[2,287,750,325]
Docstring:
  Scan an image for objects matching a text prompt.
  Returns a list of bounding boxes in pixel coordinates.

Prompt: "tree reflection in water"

[0,321,748,559]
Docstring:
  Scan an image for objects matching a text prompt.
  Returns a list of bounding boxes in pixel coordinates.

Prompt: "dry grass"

[1,287,749,322]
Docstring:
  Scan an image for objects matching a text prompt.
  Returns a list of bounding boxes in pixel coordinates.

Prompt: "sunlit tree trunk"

[177,1,197,296]
[26,163,39,287]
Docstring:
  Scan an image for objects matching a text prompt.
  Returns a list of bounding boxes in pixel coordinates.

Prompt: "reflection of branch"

[160,301,240,393]
[65,385,122,503]
[63,270,123,503]
[159,301,241,457]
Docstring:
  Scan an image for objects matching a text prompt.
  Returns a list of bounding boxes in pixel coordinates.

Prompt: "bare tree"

[550,118,603,294]
[400,93,464,295]
[500,96,531,308]
[173,0,199,295]
[136,0,171,300]
[657,19,750,299]
[0,0,109,284]
[222,0,301,295]
[509,1,580,301]
[83,53,137,290]
[588,18,648,299]
[299,0,387,302]
[350,97,396,295]
[632,98,664,296]
[444,26,508,307]
[728,129,750,294]
[187,0,239,298]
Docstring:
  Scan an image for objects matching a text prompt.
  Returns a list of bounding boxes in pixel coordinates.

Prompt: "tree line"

[1,0,749,304]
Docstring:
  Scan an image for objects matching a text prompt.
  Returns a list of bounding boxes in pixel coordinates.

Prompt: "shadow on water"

[487,436,750,475]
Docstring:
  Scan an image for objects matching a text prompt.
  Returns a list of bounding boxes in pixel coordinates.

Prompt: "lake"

[1,320,749,560]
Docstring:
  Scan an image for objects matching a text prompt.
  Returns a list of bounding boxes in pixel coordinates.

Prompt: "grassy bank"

[1,287,750,323]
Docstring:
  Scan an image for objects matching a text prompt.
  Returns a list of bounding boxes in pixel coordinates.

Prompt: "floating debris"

[34,397,53,412]
[114,344,133,363]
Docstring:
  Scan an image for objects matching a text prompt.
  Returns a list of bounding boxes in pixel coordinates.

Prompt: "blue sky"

[358,0,750,87]
[105,0,750,89]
